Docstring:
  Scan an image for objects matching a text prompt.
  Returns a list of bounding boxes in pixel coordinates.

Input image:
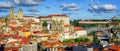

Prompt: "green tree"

[38,16,42,19]
[83,38,91,42]
[93,36,100,43]
[42,21,48,27]
[72,20,79,26]
[74,38,83,42]
[63,39,71,43]
[112,19,120,22]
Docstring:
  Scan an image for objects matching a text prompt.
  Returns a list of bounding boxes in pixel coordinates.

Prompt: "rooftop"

[41,14,68,18]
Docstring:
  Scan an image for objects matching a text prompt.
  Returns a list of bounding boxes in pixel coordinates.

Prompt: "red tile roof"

[5,46,20,51]
[41,41,63,48]
[75,27,85,31]
[58,49,65,51]
[20,37,30,44]
[21,29,29,32]
[11,27,16,31]
[48,14,67,16]
[101,49,112,51]
[64,24,70,27]
[41,14,68,18]
[9,21,17,25]
[33,31,44,34]
[37,22,42,25]
[0,34,4,38]
[41,16,52,18]
[93,48,99,51]
[110,45,120,51]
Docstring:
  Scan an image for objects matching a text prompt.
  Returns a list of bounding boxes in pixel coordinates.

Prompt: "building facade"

[7,8,23,20]
[40,14,70,33]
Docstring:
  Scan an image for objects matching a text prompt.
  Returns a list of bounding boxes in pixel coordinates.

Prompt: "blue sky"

[0,0,120,20]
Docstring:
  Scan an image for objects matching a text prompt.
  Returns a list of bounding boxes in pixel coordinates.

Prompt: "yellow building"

[18,31,31,37]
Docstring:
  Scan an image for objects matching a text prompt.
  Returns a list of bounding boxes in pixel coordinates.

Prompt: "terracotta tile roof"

[16,26,24,29]
[75,27,85,31]
[64,24,70,27]
[41,41,63,48]
[0,34,30,44]
[109,45,120,51]
[21,29,29,32]
[33,31,44,34]
[23,23,31,28]
[48,14,67,16]
[41,16,52,18]
[5,35,22,39]
[101,49,112,51]
[37,22,42,25]
[0,34,4,38]
[58,49,65,51]
[20,37,30,44]
[41,14,68,18]
[49,36,57,40]
[9,21,17,25]
[11,27,16,31]
[68,43,76,47]
[93,48,100,51]
[5,46,20,51]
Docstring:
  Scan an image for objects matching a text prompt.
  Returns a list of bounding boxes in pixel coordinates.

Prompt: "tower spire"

[18,8,23,18]
[10,8,15,15]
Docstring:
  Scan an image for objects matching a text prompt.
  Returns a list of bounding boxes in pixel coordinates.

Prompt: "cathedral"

[7,8,23,20]
[5,8,25,27]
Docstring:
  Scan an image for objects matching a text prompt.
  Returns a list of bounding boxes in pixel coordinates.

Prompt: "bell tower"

[10,8,15,15]
[18,8,23,18]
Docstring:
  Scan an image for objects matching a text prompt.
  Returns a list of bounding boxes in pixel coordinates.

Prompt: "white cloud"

[61,4,68,7]
[13,0,44,6]
[103,4,116,10]
[28,7,39,12]
[91,5,100,10]
[0,2,14,8]
[88,4,117,13]
[67,3,78,8]
[60,3,80,11]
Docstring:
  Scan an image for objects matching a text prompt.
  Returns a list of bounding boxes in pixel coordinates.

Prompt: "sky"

[0,0,120,20]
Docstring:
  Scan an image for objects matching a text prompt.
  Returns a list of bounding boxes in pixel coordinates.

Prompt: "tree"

[72,20,79,26]
[38,16,42,19]
[42,21,48,27]
[93,36,100,43]
[83,38,91,42]
[74,38,83,42]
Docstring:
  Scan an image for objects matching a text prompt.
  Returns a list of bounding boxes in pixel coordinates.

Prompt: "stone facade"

[7,8,23,20]
[40,14,70,33]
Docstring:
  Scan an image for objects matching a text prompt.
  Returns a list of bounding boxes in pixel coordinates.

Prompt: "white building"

[40,14,70,31]
[60,27,87,40]
[23,43,38,51]
[74,27,87,38]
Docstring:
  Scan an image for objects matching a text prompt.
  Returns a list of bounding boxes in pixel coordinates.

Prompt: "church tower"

[7,8,15,19]
[10,8,15,16]
[18,8,23,18]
